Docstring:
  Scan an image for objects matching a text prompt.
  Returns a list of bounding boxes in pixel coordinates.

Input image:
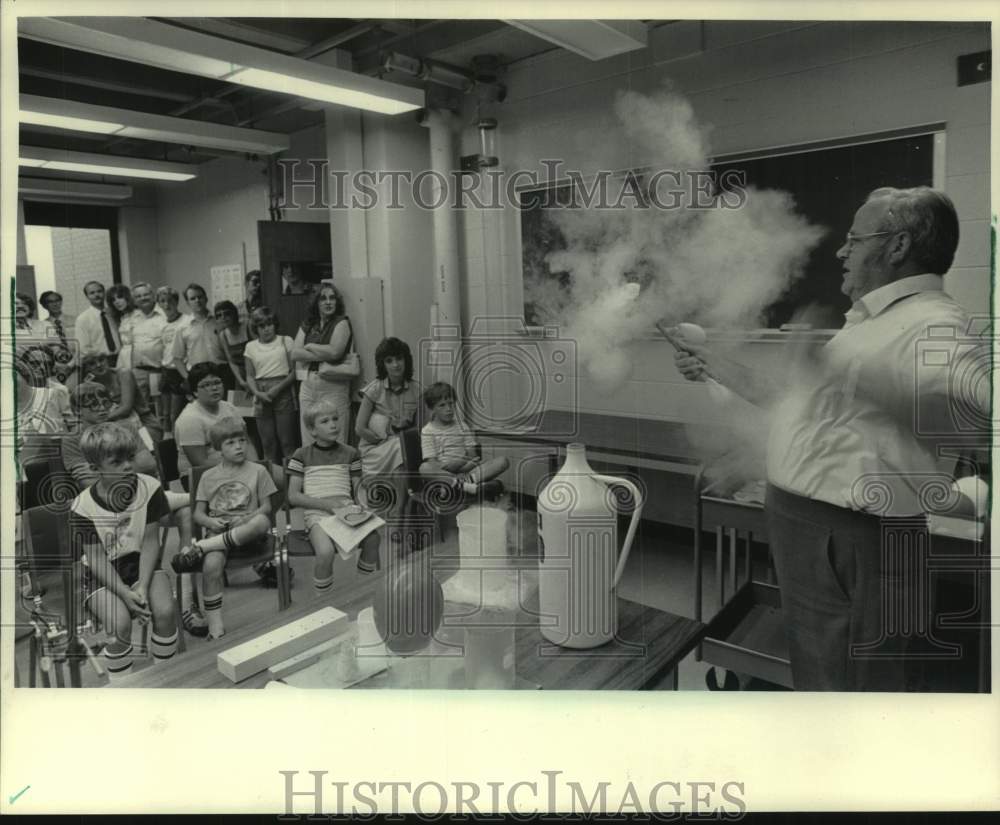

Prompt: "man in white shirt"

[157,286,193,435]
[73,280,120,362]
[675,187,990,691]
[125,282,168,422]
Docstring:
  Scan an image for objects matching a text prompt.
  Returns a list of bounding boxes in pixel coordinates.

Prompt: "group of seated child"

[61,367,507,682]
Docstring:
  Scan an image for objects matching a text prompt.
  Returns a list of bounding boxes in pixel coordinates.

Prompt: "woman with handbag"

[244,306,299,465]
[290,283,358,447]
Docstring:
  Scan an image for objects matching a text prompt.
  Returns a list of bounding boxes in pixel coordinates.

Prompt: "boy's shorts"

[161,368,188,396]
[302,509,330,531]
[83,553,141,607]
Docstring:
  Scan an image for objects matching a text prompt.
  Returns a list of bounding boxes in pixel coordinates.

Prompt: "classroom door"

[257,221,332,336]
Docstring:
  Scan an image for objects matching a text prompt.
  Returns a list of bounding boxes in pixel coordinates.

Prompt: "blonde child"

[69,423,179,681]
[180,417,276,639]
[419,381,508,497]
[287,398,380,599]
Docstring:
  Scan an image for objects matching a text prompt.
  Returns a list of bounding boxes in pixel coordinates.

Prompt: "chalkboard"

[520,133,935,329]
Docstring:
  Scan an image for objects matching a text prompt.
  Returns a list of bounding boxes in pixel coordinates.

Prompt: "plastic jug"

[536,443,644,648]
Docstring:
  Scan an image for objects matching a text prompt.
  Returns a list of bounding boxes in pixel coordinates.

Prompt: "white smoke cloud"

[524,87,826,395]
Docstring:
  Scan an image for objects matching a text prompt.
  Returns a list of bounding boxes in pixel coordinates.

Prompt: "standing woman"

[214,300,252,391]
[290,283,354,447]
[170,283,230,389]
[356,337,421,526]
[106,284,136,369]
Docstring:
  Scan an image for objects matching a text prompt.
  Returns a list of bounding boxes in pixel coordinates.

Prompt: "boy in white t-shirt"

[176,416,276,639]
[69,423,179,680]
[419,382,508,496]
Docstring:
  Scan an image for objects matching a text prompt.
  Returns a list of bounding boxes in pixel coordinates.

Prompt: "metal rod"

[729,527,739,596]
[715,526,724,607]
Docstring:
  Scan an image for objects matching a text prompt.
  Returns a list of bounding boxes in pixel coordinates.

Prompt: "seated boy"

[419,382,509,497]
[182,417,276,639]
[287,398,381,599]
[65,382,208,638]
[68,422,179,682]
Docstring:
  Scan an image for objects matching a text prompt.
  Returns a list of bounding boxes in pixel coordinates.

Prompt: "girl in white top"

[244,306,298,466]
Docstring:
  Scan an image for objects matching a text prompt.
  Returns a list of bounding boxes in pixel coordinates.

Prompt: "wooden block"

[267,637,342,680]
[217,606,348,683]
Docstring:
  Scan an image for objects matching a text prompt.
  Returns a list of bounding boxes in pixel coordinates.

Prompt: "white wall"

[154,155,269,296]
[118,203,161,286]
[456,20,992,426]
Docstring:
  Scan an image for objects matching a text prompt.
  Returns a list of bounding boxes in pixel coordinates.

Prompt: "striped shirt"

[287,441,359,499]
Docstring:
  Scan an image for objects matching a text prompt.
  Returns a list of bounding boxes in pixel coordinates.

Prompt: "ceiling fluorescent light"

[19,177,133,201]
[19,17,424,115]
[504,20,648,61]
[19,109,122,134]
[19,146,198,181]
[224,68,418,115]
[19,94,290,154]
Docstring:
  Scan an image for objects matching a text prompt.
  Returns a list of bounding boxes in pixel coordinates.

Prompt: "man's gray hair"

[867,186,959,275]
[155,285,179,301]
[131,281,154,293]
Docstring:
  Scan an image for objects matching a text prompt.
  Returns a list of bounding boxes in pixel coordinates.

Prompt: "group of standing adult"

[14,271,372,470]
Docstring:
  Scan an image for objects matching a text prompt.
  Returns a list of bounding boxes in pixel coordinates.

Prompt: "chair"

[155,438,181,488]
[20,505,116,686]
[280,461,322,603]
[186,463,291,616]
[398,427,468,547]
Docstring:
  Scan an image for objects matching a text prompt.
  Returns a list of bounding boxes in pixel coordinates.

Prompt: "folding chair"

[20,505,108,686]
[398,427,468,547]
[280,459,320,605]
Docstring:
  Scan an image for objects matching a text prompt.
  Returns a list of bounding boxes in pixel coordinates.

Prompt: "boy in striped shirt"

[287,398,381,598]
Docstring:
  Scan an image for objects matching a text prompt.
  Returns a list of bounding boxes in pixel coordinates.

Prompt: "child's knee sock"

[151,630,179,663]
[203,592,225,638]
[103,639,134,682]
[313,571,335,598]
[196,521,266,553]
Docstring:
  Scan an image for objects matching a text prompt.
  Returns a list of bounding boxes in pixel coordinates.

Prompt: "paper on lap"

[319,513,386,559]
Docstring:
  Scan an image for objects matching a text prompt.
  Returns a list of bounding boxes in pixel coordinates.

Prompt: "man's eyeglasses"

[843,231,893,252]
[197,379,224,390]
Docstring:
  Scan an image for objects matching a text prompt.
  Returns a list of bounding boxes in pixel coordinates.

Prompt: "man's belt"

[133,365,163,372]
